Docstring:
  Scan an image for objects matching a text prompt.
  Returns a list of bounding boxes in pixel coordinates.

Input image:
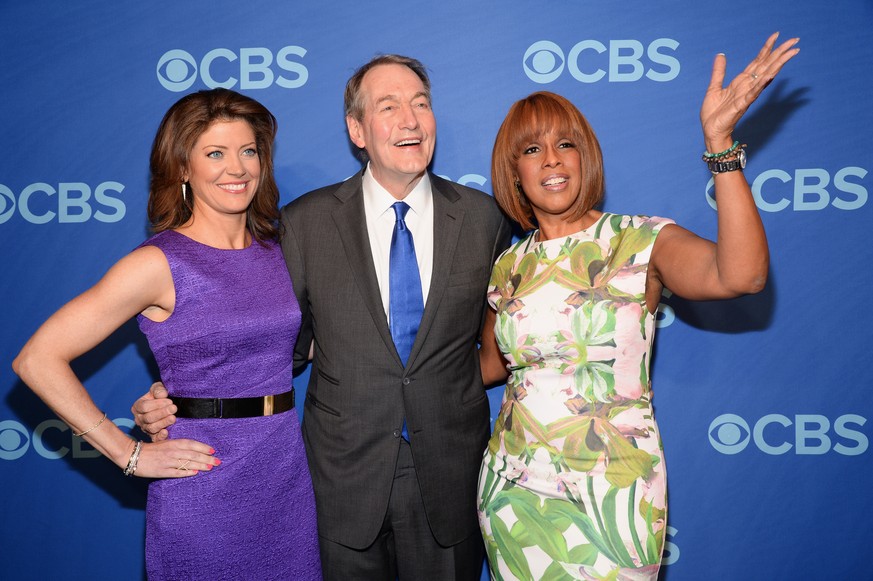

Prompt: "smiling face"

[515,130,584,225]
[184,119,261,220]
[346,63,436,199]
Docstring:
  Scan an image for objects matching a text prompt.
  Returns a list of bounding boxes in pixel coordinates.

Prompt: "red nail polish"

[214,458,222,466]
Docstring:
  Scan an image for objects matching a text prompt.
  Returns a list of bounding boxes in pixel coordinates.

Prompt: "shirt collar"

[362,163,432,218]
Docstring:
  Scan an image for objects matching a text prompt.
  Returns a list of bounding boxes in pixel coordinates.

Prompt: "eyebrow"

[199,141,257,150]
[374,91,430,106]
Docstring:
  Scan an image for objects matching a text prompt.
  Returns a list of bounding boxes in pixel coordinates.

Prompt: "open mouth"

[543,176,568,187]
[219,182,249,192]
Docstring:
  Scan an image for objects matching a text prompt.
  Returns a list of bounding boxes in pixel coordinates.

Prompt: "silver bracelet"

[72,411,107,437]
[123,440,143,477]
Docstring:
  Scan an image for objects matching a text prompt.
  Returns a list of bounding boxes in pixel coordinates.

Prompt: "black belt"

[173,388,295,419]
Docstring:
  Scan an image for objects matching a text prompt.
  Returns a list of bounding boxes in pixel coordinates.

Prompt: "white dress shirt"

[361,165,434,324]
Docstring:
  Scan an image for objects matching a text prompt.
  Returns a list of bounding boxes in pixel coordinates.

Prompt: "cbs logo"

[523,38,680,84]
[437,173,488,189]
[706,167,867,212]
[0,182,126,224]
[0,418,134,461]
[708,413,867,456]
[157,46,308,92]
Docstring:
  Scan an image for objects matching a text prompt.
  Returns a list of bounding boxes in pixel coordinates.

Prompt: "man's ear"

[346,115,366,149]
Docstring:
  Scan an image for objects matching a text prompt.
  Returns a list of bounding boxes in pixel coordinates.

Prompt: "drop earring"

[181,182,187,203]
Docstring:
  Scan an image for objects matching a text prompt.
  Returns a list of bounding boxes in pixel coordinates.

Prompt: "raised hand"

[701,32,800,149]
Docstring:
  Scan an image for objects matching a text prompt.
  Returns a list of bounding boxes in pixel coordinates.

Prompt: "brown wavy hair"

[491,91,604,231]
[148,88,280,242]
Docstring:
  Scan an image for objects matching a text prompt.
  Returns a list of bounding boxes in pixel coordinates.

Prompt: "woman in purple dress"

[13,89,321,580]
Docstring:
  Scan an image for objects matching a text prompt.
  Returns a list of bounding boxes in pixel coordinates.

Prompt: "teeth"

[396,139,421,146]
[220,183,246,191]
[543,177,567,186]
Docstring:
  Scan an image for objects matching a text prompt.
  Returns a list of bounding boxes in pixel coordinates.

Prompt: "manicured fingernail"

[209,448,215,454]
[214,458,222,466]
[206,464,213,470]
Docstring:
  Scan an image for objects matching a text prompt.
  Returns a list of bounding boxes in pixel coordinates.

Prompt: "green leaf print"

[502,489,570,562]
[496,312,542,368]
[504,406,528,456]
[572,362,616,403]
[491,515,533,580]
[543,498,619,565]
[599,423,655,489]
[562,421,601,473]
[601,487,636,568]
[603,220,658,279]
[542,544,601,581]
[568,241,606,286]
[491,251,518,290]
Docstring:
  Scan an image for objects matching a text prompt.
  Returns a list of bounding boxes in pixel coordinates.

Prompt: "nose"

[226,154,247,177]
[399,103,420,130]
[542,144,561,168]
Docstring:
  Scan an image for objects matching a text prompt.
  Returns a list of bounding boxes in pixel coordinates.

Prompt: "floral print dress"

[478,213,673,581]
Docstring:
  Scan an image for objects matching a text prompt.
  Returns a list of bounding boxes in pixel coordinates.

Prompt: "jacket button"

[402,378,411,385]
[392,429,401,438]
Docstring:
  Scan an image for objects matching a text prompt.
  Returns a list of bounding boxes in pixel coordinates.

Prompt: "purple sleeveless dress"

[137,230,321,580]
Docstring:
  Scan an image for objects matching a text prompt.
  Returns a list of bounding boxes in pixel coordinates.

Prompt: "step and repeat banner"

[1,2,870,579]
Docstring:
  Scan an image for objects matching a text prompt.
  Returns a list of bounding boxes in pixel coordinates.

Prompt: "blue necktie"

[389,201,423,365]
[389,202,423,441]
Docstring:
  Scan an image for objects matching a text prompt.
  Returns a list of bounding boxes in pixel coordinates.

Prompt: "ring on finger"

[750,72,759,80]
[176,459,191,471]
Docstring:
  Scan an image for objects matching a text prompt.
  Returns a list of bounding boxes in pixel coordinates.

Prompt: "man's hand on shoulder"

[131,382,177,442]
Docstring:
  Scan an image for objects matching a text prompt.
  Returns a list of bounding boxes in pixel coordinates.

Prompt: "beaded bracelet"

[702,140,741,161]
[72,411,107,437]
[123,440,143,477]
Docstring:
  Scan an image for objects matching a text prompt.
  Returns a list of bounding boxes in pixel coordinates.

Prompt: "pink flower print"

[610,302,647,400]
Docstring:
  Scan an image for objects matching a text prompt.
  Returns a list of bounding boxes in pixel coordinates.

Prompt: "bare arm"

[649,33,800,309]
[479,307,509,386]
[13,246,218,477]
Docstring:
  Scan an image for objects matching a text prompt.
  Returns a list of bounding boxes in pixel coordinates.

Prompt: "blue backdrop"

[2,2,871,579]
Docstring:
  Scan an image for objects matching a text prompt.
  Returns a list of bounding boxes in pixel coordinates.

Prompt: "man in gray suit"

[134,54,511,579]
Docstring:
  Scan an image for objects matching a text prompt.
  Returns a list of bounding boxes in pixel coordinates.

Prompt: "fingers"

[134,439,221,479]
[132,388,177,438]
[140,406,177,433]
[707,53,727,93]
[149,381,169,398]
[761,36,800,79]
[748,33,800,85]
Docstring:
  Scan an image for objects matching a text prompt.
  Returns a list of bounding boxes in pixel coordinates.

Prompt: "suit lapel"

[406,176,464,369]
[331,172,401,365]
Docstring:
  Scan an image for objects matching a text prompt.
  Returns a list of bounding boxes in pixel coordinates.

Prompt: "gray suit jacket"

[280,170,511,549]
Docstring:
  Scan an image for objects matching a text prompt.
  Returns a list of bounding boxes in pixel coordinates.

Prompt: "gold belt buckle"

[263,395,275,416]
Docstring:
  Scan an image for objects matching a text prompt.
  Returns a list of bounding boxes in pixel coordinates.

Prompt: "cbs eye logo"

[523,38,680,84]
[156,46,309,92]
[523,41,566,84]
[708,413,868,456]
[708,414,752,454]
[0,182,125,225]
[0,418,134,461]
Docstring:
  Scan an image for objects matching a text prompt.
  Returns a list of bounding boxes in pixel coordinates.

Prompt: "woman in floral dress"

[477,34,799,580]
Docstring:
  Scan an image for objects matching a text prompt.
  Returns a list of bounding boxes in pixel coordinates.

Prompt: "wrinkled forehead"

[360,64,430,105]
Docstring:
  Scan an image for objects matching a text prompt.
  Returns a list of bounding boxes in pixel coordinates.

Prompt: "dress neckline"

[530,212,610,247]
[166,229,255,251]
